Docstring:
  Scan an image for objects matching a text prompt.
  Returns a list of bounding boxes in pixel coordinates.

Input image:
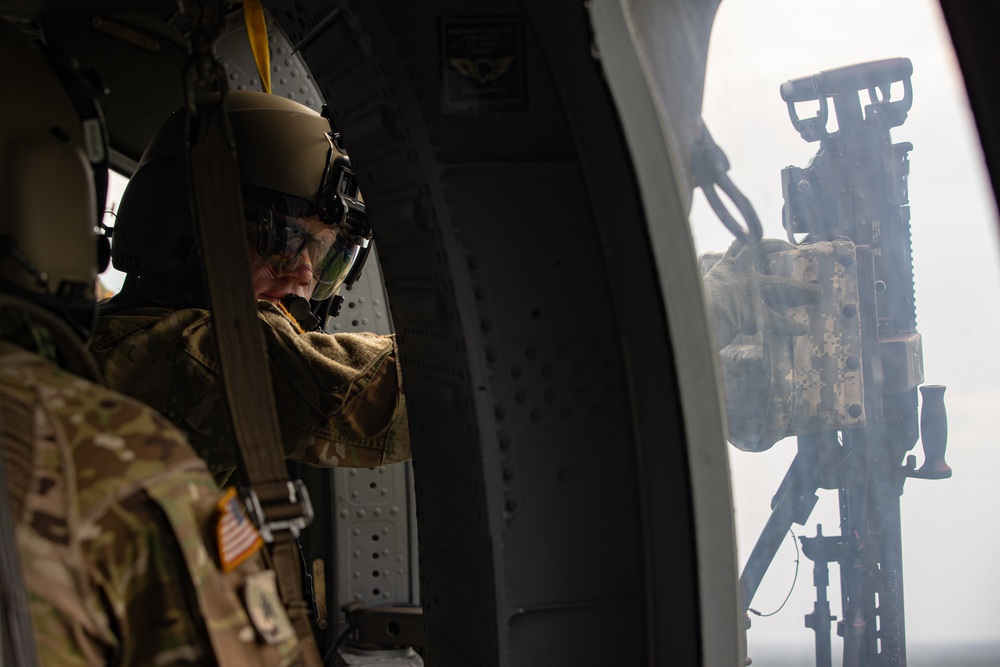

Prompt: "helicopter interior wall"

[937,1,1000,226]
[37,13,189,171]
[272,0,702,664]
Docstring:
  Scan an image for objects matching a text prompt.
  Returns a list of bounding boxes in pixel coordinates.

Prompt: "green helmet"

[0,21,109,338]
[111,90,370,305]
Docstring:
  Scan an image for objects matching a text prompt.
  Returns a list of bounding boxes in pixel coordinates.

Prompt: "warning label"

[440,16,527,113]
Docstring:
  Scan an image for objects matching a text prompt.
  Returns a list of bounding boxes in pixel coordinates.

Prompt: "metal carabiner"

[691,122,764,245]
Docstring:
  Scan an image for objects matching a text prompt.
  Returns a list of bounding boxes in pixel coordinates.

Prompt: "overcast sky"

[686,0,1000,654]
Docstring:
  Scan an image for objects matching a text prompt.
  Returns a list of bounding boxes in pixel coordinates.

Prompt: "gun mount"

[738,58,952,667]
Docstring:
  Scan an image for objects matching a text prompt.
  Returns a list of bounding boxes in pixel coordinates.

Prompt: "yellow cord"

[274,300,306,334]
[243,0,271,93]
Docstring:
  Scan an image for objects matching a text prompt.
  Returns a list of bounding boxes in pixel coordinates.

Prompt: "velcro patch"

[244,570,296,645]
[215,487,263,572]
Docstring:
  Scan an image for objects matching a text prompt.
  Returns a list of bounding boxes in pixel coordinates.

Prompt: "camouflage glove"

[702,238,822,350]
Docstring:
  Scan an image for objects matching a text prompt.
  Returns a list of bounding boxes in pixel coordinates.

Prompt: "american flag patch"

[216,487,264,572]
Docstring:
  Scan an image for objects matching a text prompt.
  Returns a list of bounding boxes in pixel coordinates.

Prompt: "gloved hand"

[702,238,822,350]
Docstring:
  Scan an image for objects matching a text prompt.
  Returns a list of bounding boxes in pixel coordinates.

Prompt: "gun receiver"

[738,58,951,667]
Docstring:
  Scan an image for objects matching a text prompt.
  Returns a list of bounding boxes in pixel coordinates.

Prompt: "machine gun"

[737,58,952,667]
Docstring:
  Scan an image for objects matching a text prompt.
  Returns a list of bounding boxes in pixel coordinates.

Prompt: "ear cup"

[252,209,273,258]
[97,232,111,273]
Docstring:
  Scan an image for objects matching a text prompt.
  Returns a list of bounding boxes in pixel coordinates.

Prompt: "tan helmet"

[111,90,369,303]
[0,20,108,337]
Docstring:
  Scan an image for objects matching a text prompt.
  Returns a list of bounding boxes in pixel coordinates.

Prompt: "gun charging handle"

[911,385,952,479]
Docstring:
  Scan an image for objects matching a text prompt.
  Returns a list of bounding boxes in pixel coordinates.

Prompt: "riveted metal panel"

[216,7,325,108]
[335,464,416,606]
[325,248,420,620]
[270,1,706,665]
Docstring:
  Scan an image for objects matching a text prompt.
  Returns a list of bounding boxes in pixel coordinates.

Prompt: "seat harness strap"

[182,3,322,664]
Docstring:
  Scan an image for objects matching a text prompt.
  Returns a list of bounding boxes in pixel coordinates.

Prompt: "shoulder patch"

[243,570,296,645]
[215,487,263,571]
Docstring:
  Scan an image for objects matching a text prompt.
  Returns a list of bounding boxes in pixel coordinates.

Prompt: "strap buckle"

[244,479,314,542]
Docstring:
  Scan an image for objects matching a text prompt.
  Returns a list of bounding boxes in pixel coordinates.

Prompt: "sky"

[685,0,1000,655]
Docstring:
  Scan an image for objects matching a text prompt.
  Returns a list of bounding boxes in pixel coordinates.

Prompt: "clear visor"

[246,200,364,301]
[311,234,364,301]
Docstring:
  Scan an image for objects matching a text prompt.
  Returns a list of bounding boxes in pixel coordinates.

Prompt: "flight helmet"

[111,90,370,305]
[0,20,109,338]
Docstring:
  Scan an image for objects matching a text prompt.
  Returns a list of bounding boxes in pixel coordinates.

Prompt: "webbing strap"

[187,88,323,667]
[185,93,285,489]
[184,4,320,664]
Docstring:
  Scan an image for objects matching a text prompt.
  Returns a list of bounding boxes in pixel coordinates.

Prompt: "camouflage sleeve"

[256,303,411,468]
[28,465,300,667]
[91,305,411,480]
[8,356,300,667]
[139,472,302,667]
[83,469,236,666]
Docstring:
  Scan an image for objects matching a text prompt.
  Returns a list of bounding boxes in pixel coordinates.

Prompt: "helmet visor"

[311,236,364,301]
[246,199,365,301]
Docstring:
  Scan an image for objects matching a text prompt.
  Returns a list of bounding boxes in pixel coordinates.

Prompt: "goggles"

[243,156,371,302]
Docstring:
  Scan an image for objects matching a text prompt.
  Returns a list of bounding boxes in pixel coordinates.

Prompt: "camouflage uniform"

[0,332,301,665]
[90,301,410,484]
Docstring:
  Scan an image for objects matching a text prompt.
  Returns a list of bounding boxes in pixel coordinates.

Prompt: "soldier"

[91,91,410,486]
[0,22,307,665]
